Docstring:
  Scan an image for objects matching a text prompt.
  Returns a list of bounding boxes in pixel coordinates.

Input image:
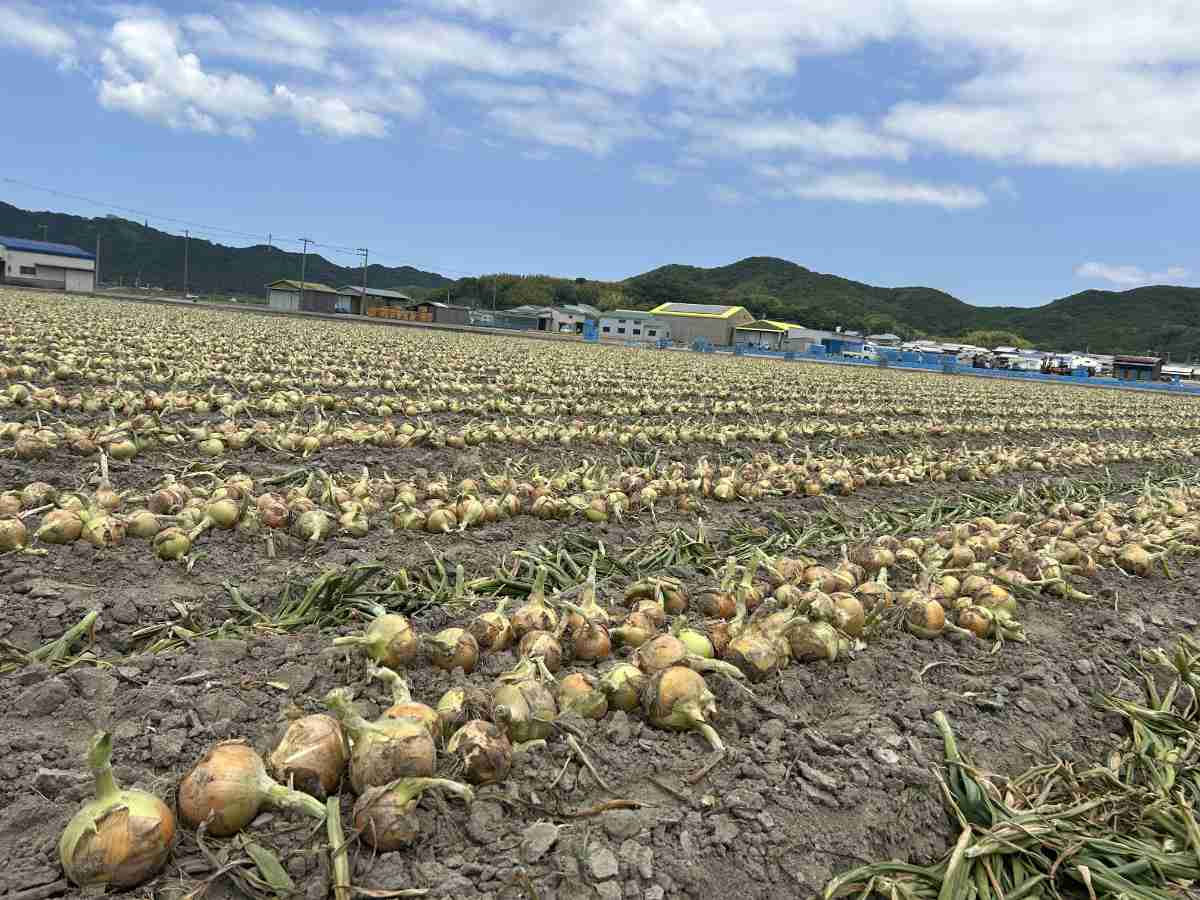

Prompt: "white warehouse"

[0,236,95,293]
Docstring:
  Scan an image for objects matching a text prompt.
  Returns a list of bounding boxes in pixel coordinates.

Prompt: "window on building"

[617,327,626,334]
[602,326,610,333]
[617,319,625,324]
[632,328,641,335]
[647,329,657,337]
[19,266,35,276]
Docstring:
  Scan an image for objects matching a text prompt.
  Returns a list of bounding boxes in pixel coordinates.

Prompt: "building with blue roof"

[0,235,95,293]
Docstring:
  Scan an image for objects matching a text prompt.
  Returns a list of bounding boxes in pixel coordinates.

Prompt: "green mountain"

[616,257,1200,359]
[0,202,451,297]
[4,198,1196,357]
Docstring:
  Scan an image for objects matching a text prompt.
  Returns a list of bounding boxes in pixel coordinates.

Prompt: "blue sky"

[2,1,1199,306]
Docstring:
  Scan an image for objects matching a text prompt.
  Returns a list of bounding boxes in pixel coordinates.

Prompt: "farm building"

[599,310,670,343]
[341,285,412,313]
[1162,363,1196,381]
[502,305,555,331]
[0,235,95,293]
[866,332,902,347]
[734,320,802,351]
[409,301,470,326]
[267,280,357,314]
[648,303,753,347]
[781,326,866,356]
[1113,355,1163,382]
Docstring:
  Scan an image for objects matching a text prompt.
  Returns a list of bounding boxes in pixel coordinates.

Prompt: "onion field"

[3,289,1200,900]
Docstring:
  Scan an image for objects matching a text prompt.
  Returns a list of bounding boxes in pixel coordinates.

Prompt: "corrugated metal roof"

[0,235,94,260]
[735,320,803,333]
[605,309,658,319]
[649,302,747,319]
[1114,355,1162,365]
[267,280,344,294]
[342,285,412,300]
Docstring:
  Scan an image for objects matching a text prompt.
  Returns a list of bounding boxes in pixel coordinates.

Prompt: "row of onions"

[58,476,1200,887]
[0,437,1193,560]
[5,407,1200,462]
[2,293,1195,440]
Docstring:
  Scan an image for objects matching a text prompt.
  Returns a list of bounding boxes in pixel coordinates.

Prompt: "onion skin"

[426,628,480,674]
[60,733,176,889]
[518,630,563,673]
[511,566,557,638]
[598,663,646,713]
[36,509,83,544]
[447,720,513,785]
[0,517,29,551]
[324,691,436,794]
[354,778,474,850]
[641,666,724,753]
[373,667,441,739]
[558,672,608,720]
[333,613,417,669]
[177,741,326,836]
[468,600,514,652]
[492,664,557,744]
[268,715,347,800]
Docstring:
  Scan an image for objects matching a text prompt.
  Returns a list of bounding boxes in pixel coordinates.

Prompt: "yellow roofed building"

[647,302,754,347]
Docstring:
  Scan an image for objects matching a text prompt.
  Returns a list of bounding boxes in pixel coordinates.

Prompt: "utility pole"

[39,224,48,242]
[357,247,368,296]
[94,232,101,289]
[183,230,190,299]
[299,238,311,308]
[492,278,497,310]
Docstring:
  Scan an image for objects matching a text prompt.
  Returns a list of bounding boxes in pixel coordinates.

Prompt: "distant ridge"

[4,199,1196,358]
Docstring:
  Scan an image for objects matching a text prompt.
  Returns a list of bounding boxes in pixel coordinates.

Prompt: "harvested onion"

[177,741,326,836]
[324,690,436,793]
[333,611,417,669]
[60,732,176,888]
[268,714,347,800]
[354,778,474,850]
[446,720,513,785]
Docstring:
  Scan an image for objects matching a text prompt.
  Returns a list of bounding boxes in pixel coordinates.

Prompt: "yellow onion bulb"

[426,628,480,674]
[36,508,83,545]
[491,679,557,744]
[558,672,608,720]
[333,614,417,669]
[446,721,513,785]
[517,630,563,673]
[0,516,29,551]
[467,601,514,652]
[324,691,436,794]
[598,663,646,713]
[268,714,347,800]
[177,741,326,836]
[641,666,723,753]
[60,733,176,888]
[353,778,474,850]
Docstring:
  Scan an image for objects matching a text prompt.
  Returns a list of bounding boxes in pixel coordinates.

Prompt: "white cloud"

[484,87,651,155]
[780,171,988,209]
[99,16,391,139]
[273,86,389,138]
[0,2,77,62]
[684,113,908,161]
[1075,262,1191,287]
[633,164,678,186]
[27,1,1200,182]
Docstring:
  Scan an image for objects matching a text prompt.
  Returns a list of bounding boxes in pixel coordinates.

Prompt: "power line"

[1,174,481,277]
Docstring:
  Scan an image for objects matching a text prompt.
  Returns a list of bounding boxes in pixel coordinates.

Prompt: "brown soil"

[0,473,1189,900]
